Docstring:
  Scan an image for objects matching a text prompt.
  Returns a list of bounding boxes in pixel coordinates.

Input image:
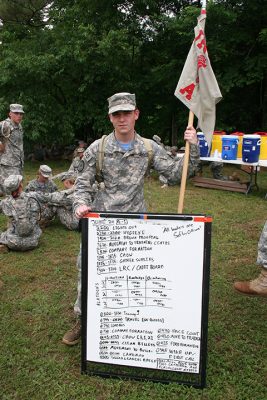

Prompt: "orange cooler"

[210,131,225,156]
[232,132,244,158]
[254,132,267,160]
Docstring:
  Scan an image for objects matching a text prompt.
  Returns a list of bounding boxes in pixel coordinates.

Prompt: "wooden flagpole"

[177,0,206,213]
[177,110,194,213]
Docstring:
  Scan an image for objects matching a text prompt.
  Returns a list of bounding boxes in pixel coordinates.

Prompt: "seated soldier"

[0,175,42,252]
[46,173,79,230]
[52,147,85,181]
[25,165,58,227]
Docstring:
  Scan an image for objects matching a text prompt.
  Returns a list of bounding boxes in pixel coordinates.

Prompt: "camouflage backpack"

[12,197,40,237]
[95,135,154,183]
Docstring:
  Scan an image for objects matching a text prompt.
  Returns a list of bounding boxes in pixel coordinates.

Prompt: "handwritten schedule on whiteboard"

[81,213,211,387]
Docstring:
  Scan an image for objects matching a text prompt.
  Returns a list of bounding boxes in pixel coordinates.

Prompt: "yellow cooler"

[254,132,267,160]
[210,131,225,156]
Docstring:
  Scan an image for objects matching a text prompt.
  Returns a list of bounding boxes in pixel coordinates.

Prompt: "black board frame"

[81,212,211,389]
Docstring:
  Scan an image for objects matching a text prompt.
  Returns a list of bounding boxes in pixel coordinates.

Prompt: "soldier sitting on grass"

[45,173,79,231]
[25,165,58,228]
[0,175,42,252]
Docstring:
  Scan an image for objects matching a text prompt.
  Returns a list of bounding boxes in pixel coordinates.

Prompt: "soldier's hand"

[184,126,197,145]
[75,205,92,219]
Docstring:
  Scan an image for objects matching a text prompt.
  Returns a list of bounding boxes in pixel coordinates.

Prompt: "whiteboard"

[81,212,211,387]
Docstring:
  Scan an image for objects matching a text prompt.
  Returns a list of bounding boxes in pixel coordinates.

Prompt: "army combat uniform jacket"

[73,132,200,213]
[0,118,24,169]
[72,131,200,316]
[0,118,24,194]
[46,187,79,230]
[25,179,58,193]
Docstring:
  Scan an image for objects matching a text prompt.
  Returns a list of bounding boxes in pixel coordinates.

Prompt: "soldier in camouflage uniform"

[72,140,87,158]
[52,147,85,181]
[0,175,42,252]
[68,147,85,177]
[25,165,58,227]
[234,221,267,297]
[46,174,79,230]
[0,104,24,196]
[62,92,200,345]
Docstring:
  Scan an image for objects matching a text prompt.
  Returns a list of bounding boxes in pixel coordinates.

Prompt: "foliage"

[0,0,266,147]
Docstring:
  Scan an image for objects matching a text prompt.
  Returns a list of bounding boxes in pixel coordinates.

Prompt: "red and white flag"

[174,8,222,146]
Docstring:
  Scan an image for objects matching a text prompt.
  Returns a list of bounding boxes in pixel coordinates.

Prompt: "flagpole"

[177,110,194,213]
[177,0,205,213]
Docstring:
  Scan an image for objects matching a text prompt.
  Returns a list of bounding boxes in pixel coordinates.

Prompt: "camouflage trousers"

[0,227,42,251]
[0,165,23,195]
[74,246,82,316]
[57,208,79,230]
[196,160,224,179]
[39,205,57,227]
[256,220,267,269]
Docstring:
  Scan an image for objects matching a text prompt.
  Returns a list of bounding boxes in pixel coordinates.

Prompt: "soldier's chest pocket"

[102,155,120,185]
[123,154,148,183]
[103,154,148,184]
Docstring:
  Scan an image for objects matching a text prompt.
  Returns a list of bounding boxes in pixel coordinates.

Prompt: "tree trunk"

[262,75,267,130]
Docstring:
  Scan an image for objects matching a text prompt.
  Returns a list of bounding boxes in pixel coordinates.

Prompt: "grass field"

[0,160,266,400]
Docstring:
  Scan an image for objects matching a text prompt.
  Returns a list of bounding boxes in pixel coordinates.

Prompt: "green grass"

[0,162,267,400]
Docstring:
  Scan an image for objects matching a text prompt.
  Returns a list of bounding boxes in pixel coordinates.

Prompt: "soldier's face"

[38,173,47,183]
[109,110,139,137]
[9,112,23,125]
[63,179,73,189]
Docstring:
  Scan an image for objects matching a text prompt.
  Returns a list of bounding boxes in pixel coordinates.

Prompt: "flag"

[174,8,222,146]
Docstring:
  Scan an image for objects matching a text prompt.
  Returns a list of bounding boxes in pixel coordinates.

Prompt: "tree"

[0,0,266,152]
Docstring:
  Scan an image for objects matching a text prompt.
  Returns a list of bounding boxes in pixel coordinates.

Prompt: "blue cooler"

[197,132,209,157]
[242,134,261,163]
[221,135,239,160]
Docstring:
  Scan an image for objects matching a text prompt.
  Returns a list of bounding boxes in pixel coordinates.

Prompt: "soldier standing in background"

[195,160,228,180]
[0,104,24,196]
[25,165,58,227]
[52,147,85,181]
[68,147,85,177]
[72,140,87,158]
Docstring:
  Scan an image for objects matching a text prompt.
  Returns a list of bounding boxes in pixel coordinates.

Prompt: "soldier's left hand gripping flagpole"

[175,0,222,213]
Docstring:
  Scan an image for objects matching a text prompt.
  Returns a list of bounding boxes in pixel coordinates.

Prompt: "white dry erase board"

[81,212,211,388]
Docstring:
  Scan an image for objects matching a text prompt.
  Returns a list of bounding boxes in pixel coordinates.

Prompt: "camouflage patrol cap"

[10,104,24,113]
[39,164,52,178]
[4,175,23,193]
[60,172,75,182]
[108,92,136,114]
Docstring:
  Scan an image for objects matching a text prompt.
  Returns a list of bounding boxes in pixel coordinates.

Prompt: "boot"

[213,174,229,181]
[62,319,81,345]
[234,268,267,297]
